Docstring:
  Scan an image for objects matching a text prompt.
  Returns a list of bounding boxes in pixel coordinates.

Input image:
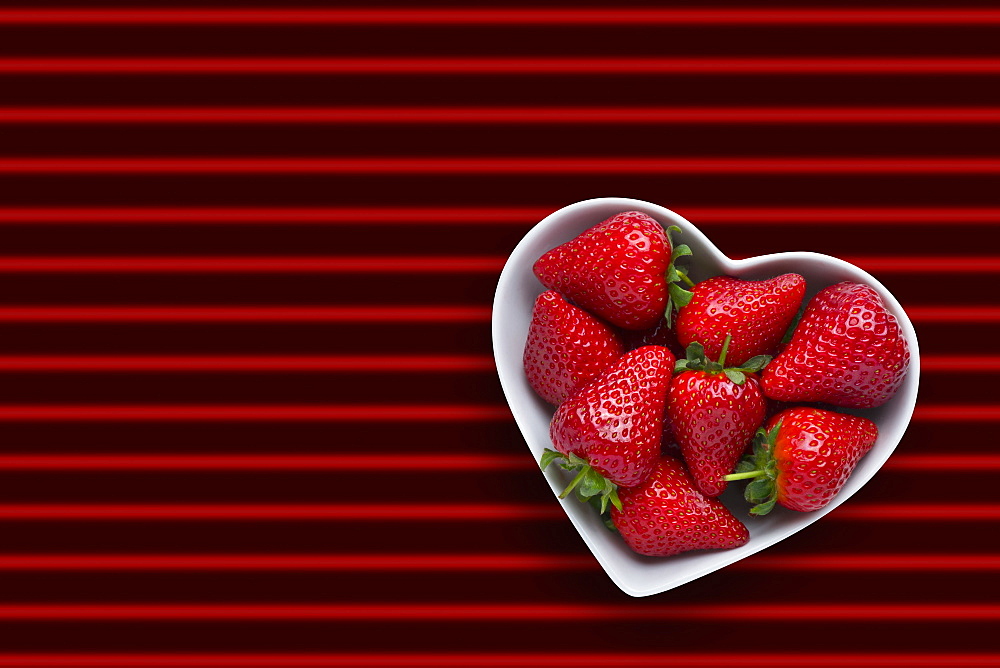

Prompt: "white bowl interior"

[492,197,920,597]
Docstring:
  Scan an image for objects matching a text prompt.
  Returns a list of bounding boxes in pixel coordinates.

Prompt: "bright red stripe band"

[0,256,487,273]
[2,156,1000,174]
[888,454,1000,470]
[833,504,1000,520]
[905,306,1000,323]
[820,256,1000,273]
[0,305,492,323]
[3,57,1000,75]
[0,404,510,422]
[0,504,555,521]
[0,453,521,471]
[0,354,494,372]
[3,8,1000,25]
[0,206,545,224]
[0,206,997,225]
[0,256,505,273]
[2,107,999,124]
[739,554,1000,571]
[0,553,592,571]
[0,653,995,668]
[923,355,1000,371]
[0,552,993,572]
[0,602,992,621]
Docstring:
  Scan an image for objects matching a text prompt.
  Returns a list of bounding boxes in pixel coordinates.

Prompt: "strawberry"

[667,336,769,497]
[761,281,910,408]
[542,345,675,511]
[532,211,693,331]
[523,290,625,405]
[676,273,806,367]
[725,406,879,514]
[611,455,750,557]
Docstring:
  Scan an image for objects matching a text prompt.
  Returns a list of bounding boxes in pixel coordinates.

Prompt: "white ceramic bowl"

[492,196,920,597]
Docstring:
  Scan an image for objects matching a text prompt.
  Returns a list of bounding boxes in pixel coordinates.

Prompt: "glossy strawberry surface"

[676,273,805,367]
[549,345,674,488]
[523,290,625,405]
[667,370,767,497]
[768,407,879,512]
[762,281,910,408]
[611,455,750,557]
[532,211,671,330]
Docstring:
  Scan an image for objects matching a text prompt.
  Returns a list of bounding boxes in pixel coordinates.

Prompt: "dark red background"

[0,2,998,666]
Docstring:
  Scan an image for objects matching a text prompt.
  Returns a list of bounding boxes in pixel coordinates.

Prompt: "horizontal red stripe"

[0,453,522,471]
[0,354,494,372]
[0,305,492,322]
[738,554,1000,571]
[905,306,1000,323]
[0,206,997,225]
[0,206,545,224]
[0,256,505,273]
[0,404,510,422]
[0,654,994,668]
[822,256,1000,273]
[0,503,988,522]
[913,405,1000,421]
[0,553,592,571]
[2,106,999,124]
[3,8,1000,25]
[0,255,995,274]
[0,504,555,521]
[922,355,1000,371]
[1,156,1000,174]
[833,504,1000,521]
[0,603,992,621]
[888,454,1000,471]
[0,553,991,573]
[687,207,1000,223]
[3,57,1000,75]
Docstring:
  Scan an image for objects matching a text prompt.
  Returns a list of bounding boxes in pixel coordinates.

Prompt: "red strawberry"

[523,290,625,405]
[611,455,750,557]
[667,336,769,497]
[542,345,675,511]
[761,281,910,408]
[676,273,806,367]
[532,211,692,330]
[725,406,879,514]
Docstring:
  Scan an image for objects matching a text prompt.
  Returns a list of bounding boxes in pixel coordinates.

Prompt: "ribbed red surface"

[0,2,997,665]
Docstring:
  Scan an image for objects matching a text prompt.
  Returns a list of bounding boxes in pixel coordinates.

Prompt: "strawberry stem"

[676,268,696,288]
[724,470,763,481]
[540,448,623,513]
[559,467,589,499]
[717,334,732,369]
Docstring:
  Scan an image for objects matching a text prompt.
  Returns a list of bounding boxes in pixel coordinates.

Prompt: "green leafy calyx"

[540,448,623,514]
[663,225,694,327]
[722,421,783,516]
[673,334,772,385]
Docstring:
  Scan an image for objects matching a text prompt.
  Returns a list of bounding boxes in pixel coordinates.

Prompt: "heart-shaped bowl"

[492,196,920,597]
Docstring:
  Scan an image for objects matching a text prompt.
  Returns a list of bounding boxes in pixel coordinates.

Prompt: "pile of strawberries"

[523,211,910,558]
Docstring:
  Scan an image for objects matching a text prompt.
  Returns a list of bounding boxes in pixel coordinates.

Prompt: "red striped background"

[0,2,997,665]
